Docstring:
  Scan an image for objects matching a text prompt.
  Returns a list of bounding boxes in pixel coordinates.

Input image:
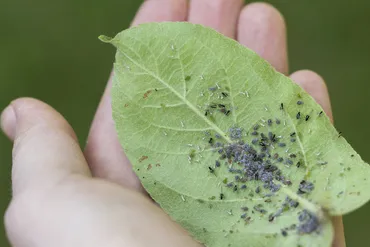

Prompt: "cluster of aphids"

[205,100,321,236]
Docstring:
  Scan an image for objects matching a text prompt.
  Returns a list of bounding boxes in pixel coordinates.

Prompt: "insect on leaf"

[100,22,370,247]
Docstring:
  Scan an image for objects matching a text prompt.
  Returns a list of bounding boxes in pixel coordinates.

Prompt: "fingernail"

[1,104,17,140]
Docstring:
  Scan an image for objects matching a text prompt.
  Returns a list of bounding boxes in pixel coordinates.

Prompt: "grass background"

[1,0,369,246]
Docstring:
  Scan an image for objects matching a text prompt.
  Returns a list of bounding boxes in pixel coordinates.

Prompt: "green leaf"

[102,22,370,247]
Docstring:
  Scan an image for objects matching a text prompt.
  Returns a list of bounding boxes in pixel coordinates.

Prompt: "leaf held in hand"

[101,22,370,247]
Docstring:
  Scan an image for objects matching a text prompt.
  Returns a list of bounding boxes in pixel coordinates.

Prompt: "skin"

[1,1,345,246]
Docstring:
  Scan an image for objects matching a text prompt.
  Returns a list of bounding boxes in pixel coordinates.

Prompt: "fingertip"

[238,2,288,74]
[1,104,16,140]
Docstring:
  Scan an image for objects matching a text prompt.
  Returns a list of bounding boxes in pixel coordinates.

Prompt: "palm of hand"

[1,1,344,247]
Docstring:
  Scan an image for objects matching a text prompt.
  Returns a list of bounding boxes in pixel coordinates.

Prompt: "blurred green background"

[0,0,369,246]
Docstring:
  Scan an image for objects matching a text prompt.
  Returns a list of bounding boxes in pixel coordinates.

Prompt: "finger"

[290,70,345,247]
[188,0,244,38]
[0,98,91,197]
[85,0,188,190]
[237,3,288,74]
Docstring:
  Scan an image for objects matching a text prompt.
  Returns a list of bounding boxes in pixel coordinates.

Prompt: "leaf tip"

[98,35,113,43]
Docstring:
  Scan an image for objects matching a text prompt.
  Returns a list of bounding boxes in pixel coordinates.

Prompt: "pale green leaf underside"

[102,22,370,247]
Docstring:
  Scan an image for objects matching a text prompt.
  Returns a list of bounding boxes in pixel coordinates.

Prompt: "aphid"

[289,153,297,158]
[351,154,355,157]
[155,88,158,91]
[296,112,301,119]
[235,175,241,181]
[210,103,217,108]
[228,210,233,215]
[225,110,231,116]
[278,143,286,147]
[227,182,234,188]
[338,132,342,138]
[286,159,293,165]
[221,92,229,97]
[220,193,224,200]
[233,185,238,192]
[276,119,281,124]
[252,139,259,145]
[209,167,215,173]
[267,119,273,126]
[218,104,226,108]
[215,160,221,167]
[273,153,279,159]
[241,206,249,211]
[278,157,284,162]
[209,138,214,145]
[296,161,301,168]
[297,100,304,105]
[209,87,217,92]
[305,115,310,121]
[240,184,247,189]
[268,132,276,142]
[200,74,205,80]
[318,161,328,165]
[281,230,288,237]
[280,103,284,110]
[241,213,247,219]
[185,75,191,81]
[319,111,323,116]
[251,131,258,136]
[268,214,275,222]
[290,132,296,137]
[253,124,260,130]
[205,110,210,116]
[255,186,261,194]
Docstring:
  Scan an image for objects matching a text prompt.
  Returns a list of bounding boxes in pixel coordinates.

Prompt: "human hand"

[2,1,345,247]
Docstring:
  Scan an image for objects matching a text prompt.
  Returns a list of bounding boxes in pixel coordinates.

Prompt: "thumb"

[0,98,91,197]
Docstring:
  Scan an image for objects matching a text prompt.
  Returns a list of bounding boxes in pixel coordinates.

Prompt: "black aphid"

[290,132,296,137]
[289,154,297,158]
[278,157,284,162]
[209,87,217,91]
[209,138,214,145]
[253,124,260,130]
[241,213,247,219]
[210,104,217,109]
[241,184,247,189]
[251,131,258,136]
[225,110,231,116]
[305,115,310,121]
[319,111,323,116]
[229,127,243,139]
[218,104,226,108]
[267,119,273,126]
[268,132,276,142]
[154,88,158,91]
[276,119,281,124]
[281,230,288,237]
[351,154,355,157]
[268,214,275,222]
[185,75,191,81]
[278,143,286,147]
[215,133,222,139]
[338,132,342,138]
[286,159,293,165]
[297,100,304,105]
[221,92,229,97]
[220,193,224,200]
[291,138,296,142]
[296,161,301,168]
[252,139,259,145]
[255,186,261,194]
[296,112,301,119]
[208,167,214,173]
[205,110,210,116]
[215,160,221,167]
[235,175,240,181]
[233,185,238,192]
[280,103,284,110]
